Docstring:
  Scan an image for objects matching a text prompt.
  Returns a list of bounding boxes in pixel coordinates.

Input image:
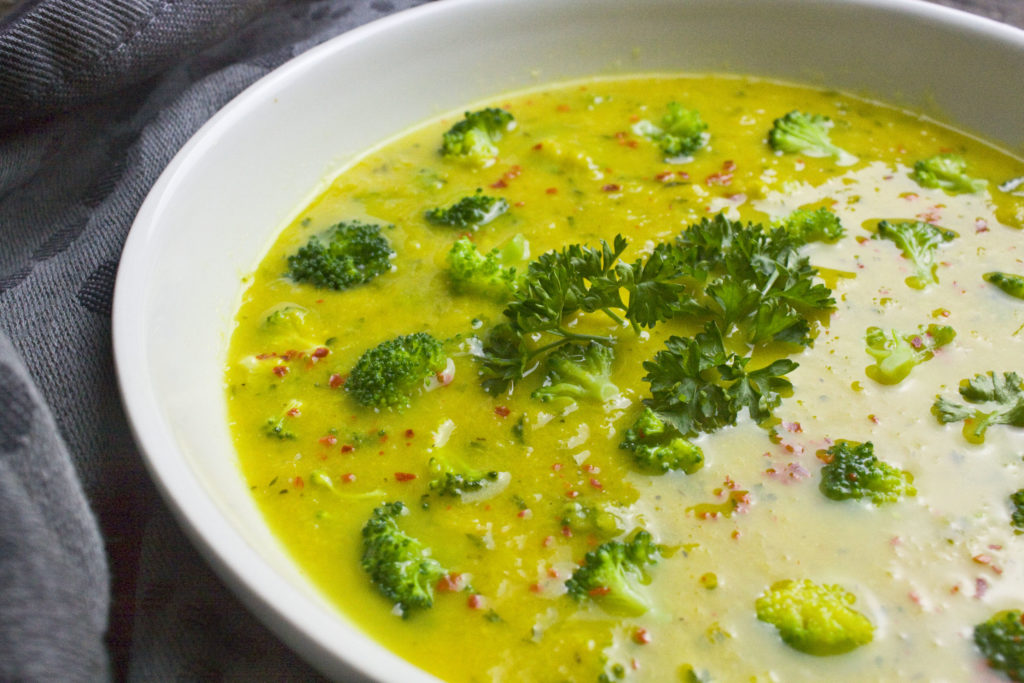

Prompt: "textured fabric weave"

[0,0,1018,681]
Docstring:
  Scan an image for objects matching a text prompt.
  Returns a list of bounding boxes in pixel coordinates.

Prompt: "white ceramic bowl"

[113,1,1024,679]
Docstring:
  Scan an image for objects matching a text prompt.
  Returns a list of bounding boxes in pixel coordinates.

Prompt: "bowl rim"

[112,0,1024,680]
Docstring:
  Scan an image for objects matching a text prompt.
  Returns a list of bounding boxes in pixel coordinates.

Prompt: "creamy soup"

[225,75,1024,682]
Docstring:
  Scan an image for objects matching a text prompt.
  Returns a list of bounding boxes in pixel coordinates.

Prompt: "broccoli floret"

[768,111,852,161]
[1011,490,1024,533]
[755,579,874,656]
[819,440,916,504]
[259,303,322,351]
[446,234,528,300]
[565,529,664,616]
[427,453,500,498]
[263,398,302,439]
[633,102,707,158]
[531,341,619,404]
[776,207,845,244]
[933,371,1024,444]
[426,190,509,229]
[864,323,956,385]
[286,220,394,291]
[560,501,625,538]
[975,610,1024,681]
[873,219,957,289]
[619,407,704,475]
[911,153,987,194]
[361,501,447,616]
[346,333,448,409]
[440,107,515,165]
[985,272,1024,301]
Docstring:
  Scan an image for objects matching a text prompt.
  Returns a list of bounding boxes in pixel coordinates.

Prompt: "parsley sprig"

[933,371,1024,443]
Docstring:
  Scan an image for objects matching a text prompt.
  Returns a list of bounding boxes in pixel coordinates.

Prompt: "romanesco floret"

[755,579,874,655]
[286,220,394,291]
[440,108,515,165]
[911,153,987,194]
[619,407,704,475]
[819,440,916,504]
[565,529,664,616]
[531,341,619,404]
[426,190,509,229]
[346,332,448,409]
[974,609,1024,681]
[361,501,447,617]
[864,323,956,385]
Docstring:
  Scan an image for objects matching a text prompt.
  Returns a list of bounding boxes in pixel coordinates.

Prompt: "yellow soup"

[226,74,1024,682]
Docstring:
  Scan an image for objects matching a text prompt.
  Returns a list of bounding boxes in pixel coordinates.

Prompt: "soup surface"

[226,75,1024,681]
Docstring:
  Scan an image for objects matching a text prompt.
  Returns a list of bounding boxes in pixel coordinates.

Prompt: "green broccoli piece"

[560,501,625,538]
[440,107,515,164]
[873,219,957,289]
[864,323,956,385]
[361,501,447,616]
[755,579,874,655]
[933,371,1024,444]
[259,304,322,351]
[263,398,302,439]
[619,407,704,475]
[1010,490,1024,533]
[565,529,664,616]
[776,207,845,244]
[427,453,500,498]
[346,333,448,409]
[446,234,528,300]
[975,610,1024,681]
[632,102,708,158]
[767,111,852,161]
[911,153,987,194]
[531,341,619,404]
[819,440,916,504]
[286,220,394,291]
[426,190,509,229]
[985,272,1024,301]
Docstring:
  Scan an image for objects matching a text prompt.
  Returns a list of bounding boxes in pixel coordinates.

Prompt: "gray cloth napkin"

[0,0,1018,681]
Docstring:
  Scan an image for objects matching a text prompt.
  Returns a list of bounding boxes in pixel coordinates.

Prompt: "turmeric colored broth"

[226,75,1024,681]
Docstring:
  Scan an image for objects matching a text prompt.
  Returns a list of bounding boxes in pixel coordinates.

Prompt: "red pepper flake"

[601,183,621,192]
[976,577,989,598]
[328,373,345,388]
[272,365,289,377]
[437,573,466,592]
[545,187,558,194]
[311,347,329,359]
[494,406,511,417]
[582,463,599,473]
[869,414,880,424]
[341,473,356,483]
[467,594,485,609]
[565,490,579,499]
[517,508,532,519]
[394,472,417,482]
[589,478,603,490]
[514,201,525,208]
[404,429,414,439]
[490,178,507,189]
[973,554,992,565]
[989,544,1003,551]
[975,218,990,233]
[731,530,741,540]
[782,421,802,433]
[655,171,674,182]
[556,104,570,112]
[255,352,276,360]
[319,435,337,446]
[379,433,388,443]
[529,583,543,593]
[340,444,354,453]
[286,406,301,417]
[632,628,652,645]
[722,160,737,172]
[546,567,560,579]
[532,142,544,150]
[561,525,572,538]
[552,463,563,472]
[292,476,304,489]
[705,172,733,186]
[542,535,555,547]
[909,336,924,350]
[588,586,611,597]
[908,591,921,605]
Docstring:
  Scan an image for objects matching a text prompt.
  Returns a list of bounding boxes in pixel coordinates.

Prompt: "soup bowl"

[113,0,1024,679]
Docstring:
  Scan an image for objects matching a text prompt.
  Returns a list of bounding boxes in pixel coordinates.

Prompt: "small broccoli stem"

[600,308,626,327]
